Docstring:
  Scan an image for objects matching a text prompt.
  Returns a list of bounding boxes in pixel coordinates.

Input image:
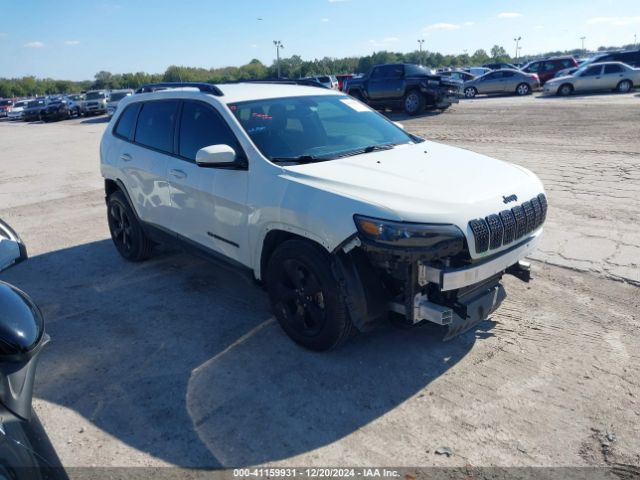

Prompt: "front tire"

[617,80,632,93]
[403,90,425,115]
[107,190,153,261]
[266,239,353,351]
[515,83,531,96]
[558,84,573,96]
[464,87,477,98]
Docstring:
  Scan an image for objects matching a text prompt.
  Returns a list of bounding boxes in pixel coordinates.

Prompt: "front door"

[575,65,604,91]
[165,100,250,263]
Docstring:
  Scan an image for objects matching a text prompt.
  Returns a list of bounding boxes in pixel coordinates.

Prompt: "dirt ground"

[0,92,638,473]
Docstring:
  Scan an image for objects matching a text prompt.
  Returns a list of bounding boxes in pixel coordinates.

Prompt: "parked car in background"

[440,70,475,82]
[0,219,69,479]
[556,49,640,78]
[82,90,108,115]
[482,62,520,71]
[521,56,578,85]
[336,74,353,91]
[463,69,540,98]
[0,98,14,117]
[345,63,460,115]
[22,98,47,122]
[41,97,73,122]
[7,100,28,120]
[106,89,134,117]
[544,62,639,96]
[65,93,85,117]
[303,75,339,90]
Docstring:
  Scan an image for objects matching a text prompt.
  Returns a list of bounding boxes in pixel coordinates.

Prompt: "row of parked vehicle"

[0,89,134,122]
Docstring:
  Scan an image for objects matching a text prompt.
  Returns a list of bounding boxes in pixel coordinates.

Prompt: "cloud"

[424,23,461,31]
[586,16,640,26]
[24,41,45,48]
[498,12,522,18]
[64,40,81,45]
[321,18,329,22]
[463,21,474,26]
[369,36,400,48]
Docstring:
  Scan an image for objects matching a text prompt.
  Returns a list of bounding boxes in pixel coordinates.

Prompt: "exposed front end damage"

[333,230,540,340]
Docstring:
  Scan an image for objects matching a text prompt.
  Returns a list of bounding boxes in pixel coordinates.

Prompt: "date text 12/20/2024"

[233,468,402,478]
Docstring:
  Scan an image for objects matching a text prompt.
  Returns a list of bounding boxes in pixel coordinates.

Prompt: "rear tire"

[558,84,573,96]
[403,90,425,115]
[266,239,353,351]
[464,87,477,98]
[107,190,153,261]
[515,83,531,96]
[617,80,632,93]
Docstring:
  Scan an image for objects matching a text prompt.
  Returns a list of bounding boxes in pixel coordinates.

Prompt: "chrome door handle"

[169,169,187,179]
[120,153,132,162]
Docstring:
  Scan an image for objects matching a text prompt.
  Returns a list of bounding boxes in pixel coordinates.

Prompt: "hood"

[281,141,544,226]
[546,75,574,84]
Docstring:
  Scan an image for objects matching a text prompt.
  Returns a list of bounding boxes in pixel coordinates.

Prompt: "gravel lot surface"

[0,92,638,473]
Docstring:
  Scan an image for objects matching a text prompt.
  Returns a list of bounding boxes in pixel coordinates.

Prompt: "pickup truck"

[345,63,460,115]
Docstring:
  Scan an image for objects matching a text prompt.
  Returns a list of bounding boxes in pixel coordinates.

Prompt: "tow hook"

[506,261,531,283]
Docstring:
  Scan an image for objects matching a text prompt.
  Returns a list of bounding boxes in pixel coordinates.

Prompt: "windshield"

[229,95,417,162]
[0,100,11,106]
[28,100,44,108]
[14,101,27,108]
[109,92,131,102]
[86,91,106,100]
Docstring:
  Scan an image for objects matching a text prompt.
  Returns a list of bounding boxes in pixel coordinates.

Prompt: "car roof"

[125,83,341,105]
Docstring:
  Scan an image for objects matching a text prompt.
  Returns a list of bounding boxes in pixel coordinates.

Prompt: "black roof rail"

[135,82,224,96]
[237,79,329,89]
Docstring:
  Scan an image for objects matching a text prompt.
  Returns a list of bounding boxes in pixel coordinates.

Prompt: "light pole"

[417,39,425,65]
[513,36,521,60]
[273,40,284,79]
[580,36,586,52]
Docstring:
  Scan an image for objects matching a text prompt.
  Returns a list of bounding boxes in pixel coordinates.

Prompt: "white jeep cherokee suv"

[100,82,546,351]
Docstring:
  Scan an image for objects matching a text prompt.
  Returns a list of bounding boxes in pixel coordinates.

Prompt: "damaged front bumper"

[336,231,539,339]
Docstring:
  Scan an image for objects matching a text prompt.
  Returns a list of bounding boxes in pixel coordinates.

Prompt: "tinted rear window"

[134,101,178,153]
[114,103,141,140]
[604,64,623,74]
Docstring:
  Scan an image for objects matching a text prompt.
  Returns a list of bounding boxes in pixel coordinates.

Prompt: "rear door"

[116,100,177,230]
[165,100,250,262]
[602,63,625,89]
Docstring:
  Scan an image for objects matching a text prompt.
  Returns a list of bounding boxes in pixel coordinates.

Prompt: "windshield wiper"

[270,155,327,164]
[331,143,398,159]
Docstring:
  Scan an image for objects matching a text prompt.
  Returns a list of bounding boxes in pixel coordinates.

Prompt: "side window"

[604,64,623,74]
[562,60,573,68]
[178,101,239,161]
[389,65,403,79]
[502,71,515,77]
[370,67,383,79]
[543,62,557,71]
[114,103,140,140]
[526,62,540,73]
[582,65,602,77]
[134,101,178,153]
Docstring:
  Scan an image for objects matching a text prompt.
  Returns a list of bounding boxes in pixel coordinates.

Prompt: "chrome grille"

[468,194,547,253]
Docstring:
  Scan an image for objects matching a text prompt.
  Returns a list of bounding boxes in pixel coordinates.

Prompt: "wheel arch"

[104,178,142,222]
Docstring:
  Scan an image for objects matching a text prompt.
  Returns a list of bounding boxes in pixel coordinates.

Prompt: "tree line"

[1,42,636,98]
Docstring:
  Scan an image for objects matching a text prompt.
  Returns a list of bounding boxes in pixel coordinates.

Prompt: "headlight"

[354,215,465,251]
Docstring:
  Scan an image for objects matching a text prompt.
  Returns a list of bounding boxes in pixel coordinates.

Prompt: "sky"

[1,0,639,80]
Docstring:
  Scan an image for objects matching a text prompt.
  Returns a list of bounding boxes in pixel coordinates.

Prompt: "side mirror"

[0,281,48,420]
[0,219,27,272]
[393,121,405,130]
[196,144,237,167]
